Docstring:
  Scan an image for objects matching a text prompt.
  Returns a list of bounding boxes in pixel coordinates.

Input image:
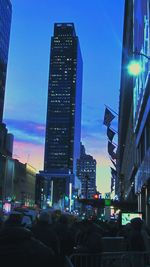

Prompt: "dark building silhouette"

[37,23,83,207]
[44,23,82,174]
[0,0,13,155]
[77,143,96,199]
[0,0,12,202]
[0,0,12,123]
[0,123,13,156]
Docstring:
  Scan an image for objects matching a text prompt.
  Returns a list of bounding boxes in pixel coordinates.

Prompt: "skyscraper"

[77,143,96,199]
[43,23,83,205]
[0,0,12,123]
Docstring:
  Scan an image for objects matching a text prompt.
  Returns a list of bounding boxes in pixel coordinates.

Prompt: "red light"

[94,194,99,199]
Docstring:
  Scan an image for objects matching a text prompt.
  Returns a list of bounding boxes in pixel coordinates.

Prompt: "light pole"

[133,51,150,60]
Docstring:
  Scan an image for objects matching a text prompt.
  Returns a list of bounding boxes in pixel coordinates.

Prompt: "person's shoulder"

[29,236,55,256]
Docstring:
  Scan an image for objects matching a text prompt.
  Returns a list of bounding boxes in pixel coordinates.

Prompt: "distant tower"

[43,23,83,205]
[0,0,12,123]
[77,143,96,199]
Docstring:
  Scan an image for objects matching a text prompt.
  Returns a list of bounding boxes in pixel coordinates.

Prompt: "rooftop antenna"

[27,153,30,164]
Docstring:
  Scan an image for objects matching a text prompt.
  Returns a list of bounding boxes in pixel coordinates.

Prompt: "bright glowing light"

[127,60,143,76]
[3,203,11,213]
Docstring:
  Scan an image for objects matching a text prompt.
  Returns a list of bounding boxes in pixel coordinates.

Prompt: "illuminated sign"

[105,199,111,206]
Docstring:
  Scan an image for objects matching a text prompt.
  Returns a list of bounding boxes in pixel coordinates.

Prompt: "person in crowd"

[124,218,147,267]
[0,211,4,229]
[54,214,74,256]
[73,220,102,267]
[0,212,56,267]
[53,214,75,267]
[31,211,60,256]
[75,220,102,253]
[21,214,32,228]
[141,220,150,251]
[126,217,146,251]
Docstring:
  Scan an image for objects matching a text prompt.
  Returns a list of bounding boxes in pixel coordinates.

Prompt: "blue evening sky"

[4,0,125,195]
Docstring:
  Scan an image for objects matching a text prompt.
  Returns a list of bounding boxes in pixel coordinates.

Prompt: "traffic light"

[94,194,99,199]
[65,195,69,202]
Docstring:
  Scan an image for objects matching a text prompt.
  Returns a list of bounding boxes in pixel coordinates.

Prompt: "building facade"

[133,0,150,225]
[0,0,12,123]
[117,0,135,201]
[1,158,36,208]
[35,173,49,209]
[118,0,150,225]
[77,143,96,199]
[41,23,83,207]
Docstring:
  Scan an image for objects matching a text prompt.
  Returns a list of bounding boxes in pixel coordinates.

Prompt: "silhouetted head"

[131,217,143,231]
[5,212,23,227]
[39,211,51,224]
[59,214,68,225]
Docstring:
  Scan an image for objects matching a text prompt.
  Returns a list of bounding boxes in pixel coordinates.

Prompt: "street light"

[127,51,150,76]
[127,60,143,76]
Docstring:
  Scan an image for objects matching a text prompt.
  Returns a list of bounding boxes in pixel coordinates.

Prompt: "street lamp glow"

[127,60,143,76]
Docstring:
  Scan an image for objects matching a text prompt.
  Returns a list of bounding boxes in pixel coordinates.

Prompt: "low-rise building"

[1,157,36,208]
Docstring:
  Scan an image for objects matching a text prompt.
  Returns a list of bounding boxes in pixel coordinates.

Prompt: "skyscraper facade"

[77,143,96,199]
[43,23,83,205]
[0,0,12,123]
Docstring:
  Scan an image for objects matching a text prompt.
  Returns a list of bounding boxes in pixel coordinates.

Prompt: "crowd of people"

[0,209,150,267]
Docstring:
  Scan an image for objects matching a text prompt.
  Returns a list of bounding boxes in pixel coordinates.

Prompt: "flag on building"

[108,141,118,160]
[110,157,116,168]
[110,167,117,178]
[111,177,115,192]
[103,107,115,127]
[110,167,117,192]
[107,127,115,142]
[111,151,117,160]
[108,141,116,155]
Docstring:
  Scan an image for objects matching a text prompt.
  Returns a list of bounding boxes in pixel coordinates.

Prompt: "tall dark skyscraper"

[43,23,83,206]
[0,0,12,123]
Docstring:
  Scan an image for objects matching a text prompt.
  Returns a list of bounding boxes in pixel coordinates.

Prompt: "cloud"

[5,118,113,194]
[81,122,107,153]
[4,118,45,145]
